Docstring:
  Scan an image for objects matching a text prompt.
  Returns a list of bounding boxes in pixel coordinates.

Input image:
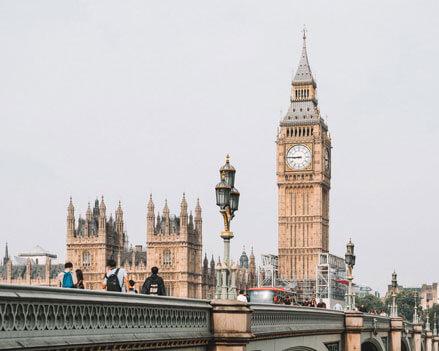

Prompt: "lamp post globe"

[345,239,355,267]
[230,187,240,212]
[220,155,236,188]
[215,180,231,208]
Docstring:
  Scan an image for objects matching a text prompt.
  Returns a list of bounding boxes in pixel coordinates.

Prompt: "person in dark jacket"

[141,266,166,296]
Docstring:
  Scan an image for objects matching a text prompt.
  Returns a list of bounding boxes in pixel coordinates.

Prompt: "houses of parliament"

[66,195,256,298]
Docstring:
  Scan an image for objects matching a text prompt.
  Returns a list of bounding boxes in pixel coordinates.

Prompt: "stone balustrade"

[0,284,212,350]
[1,284,435,351]
[363,314,391,332]
[251,303,345,337]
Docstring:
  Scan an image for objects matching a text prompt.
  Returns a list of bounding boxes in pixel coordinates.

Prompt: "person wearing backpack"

[101,259,128,292]
[57,262,77,288]
[141,266,166,296]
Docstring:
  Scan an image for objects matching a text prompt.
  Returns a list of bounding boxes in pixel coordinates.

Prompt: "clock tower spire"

[276,30,331,295]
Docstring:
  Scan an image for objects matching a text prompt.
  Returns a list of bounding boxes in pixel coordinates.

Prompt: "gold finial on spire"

[302,25,307,41]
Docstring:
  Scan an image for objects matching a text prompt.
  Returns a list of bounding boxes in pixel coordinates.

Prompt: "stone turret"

[3,242,9,266]
[86,202,92,221]
[98,196,106,237]
[203,253,209,275]
[180,194,188,238]
[67,197,75,239]
[162,200,170,234]
[146,194,155,238]
[249,247,256,287]
[194,198,202,243]
[115,201,124,247]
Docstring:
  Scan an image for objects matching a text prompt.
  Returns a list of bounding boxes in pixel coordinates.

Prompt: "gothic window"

[163,250,172,266]
[83,251,91,267]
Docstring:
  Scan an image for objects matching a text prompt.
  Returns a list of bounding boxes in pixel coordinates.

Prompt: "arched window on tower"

[83,251,91,267]
[163,250,172,266]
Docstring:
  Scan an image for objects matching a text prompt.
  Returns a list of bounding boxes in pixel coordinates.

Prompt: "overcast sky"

[0,0,438,293]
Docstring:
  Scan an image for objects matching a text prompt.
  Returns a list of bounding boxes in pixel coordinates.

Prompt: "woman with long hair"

[75,269,85,289]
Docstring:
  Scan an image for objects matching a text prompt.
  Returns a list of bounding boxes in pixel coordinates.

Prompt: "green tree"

[356,294,384,313]
[425,304,439,328]
[384,289,416,321]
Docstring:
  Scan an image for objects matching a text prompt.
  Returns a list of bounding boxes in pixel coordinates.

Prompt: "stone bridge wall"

[0,285,436,351]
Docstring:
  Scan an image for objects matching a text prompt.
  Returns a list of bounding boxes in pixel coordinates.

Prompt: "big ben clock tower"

[277,31,331,288]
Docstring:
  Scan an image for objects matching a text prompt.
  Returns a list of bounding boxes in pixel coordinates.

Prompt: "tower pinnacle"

[282,29,320,125]
[3,242,9,265]
[293,28,315,86]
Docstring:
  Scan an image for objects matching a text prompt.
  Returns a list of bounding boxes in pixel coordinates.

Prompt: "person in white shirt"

[237,290,248,302]
[101,259,129,292]
[333,303,343,311]
[57,262,78,288]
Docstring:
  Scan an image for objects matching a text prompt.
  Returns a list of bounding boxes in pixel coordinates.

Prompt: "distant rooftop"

[18,245,57,259]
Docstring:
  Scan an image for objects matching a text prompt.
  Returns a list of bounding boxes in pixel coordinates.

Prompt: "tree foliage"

[356,294,385,313]
[384,289,416,321]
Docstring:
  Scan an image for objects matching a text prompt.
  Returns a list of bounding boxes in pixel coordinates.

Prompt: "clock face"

[286,145,312,170]
[324,148,330,171]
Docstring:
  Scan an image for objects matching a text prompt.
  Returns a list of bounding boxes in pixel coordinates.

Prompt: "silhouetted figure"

[141,266,166,296]
[75,269,85,289]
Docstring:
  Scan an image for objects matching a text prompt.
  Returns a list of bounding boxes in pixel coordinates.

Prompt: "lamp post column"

[412,293,422,351]
[389,271,403,351]
[426,311,433,351]
[215,155,240,300]
[344,239,356,311]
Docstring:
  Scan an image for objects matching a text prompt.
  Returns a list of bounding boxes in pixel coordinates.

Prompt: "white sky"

[0,0,438,293]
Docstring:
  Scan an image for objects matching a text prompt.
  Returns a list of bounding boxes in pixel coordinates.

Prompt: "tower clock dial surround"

[286,144,312,170]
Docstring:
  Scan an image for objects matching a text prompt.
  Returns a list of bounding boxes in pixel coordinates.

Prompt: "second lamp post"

[215,155,240,299]
[345,239,356,311]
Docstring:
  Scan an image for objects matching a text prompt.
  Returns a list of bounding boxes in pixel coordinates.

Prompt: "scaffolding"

[258,254,296,290]
[316,253,346,308]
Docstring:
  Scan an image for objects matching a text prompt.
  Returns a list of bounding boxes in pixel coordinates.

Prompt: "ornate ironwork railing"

[250,304,345,337]
[0,284,212,350]
[363,314,391,332]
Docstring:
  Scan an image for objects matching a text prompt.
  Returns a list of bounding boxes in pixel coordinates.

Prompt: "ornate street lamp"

[426,308,431,331]
[390,271,398,317]
[215,155,240,299]
[413,291,419,324]
[344,239,356,311]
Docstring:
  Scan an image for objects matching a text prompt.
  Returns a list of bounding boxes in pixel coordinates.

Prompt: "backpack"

[141,275,164,295]
[106,268,122,292]
[148,281,159,295]
[62,271,74,288]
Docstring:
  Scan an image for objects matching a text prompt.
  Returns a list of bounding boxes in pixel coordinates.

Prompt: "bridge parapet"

[363,314,391,333]
[250,304,345,338]
[0,284,429,351]
[0,284,212,350]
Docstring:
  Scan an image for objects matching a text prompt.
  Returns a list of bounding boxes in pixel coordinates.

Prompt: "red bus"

[247,287,297,305]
